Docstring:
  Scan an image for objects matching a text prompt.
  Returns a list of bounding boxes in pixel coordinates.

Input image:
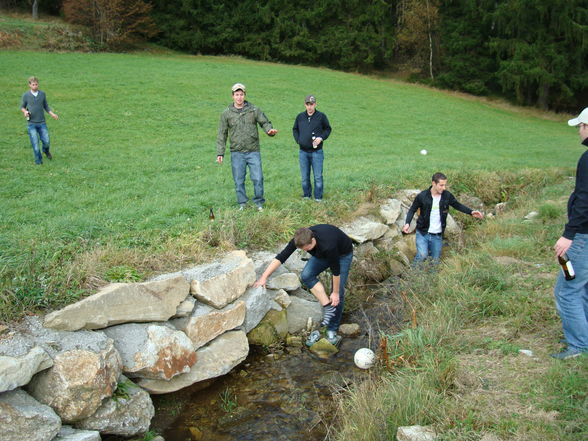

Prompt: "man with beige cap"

[551,107,588,359]
[216,83,278,211]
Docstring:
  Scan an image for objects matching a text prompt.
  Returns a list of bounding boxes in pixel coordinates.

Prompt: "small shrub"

[538,203,561,221]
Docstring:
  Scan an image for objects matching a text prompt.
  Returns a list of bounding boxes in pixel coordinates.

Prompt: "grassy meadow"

[1,13,587,441]
[0,49,581,319]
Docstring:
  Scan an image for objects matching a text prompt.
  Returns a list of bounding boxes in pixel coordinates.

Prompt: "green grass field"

[0,47,581,318]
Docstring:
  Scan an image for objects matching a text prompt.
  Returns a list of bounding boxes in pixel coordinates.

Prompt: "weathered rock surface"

[103,323,196,380]
[339,323,361,336]
[267,273,301,291]
[137,330,249,394]
[286,296,322,334]
[188,251,255,309]
[0,333,52,393]
[173,295,196,318]
[23,319,122,423]
[75,376,154,436]
[172,300,246,350]
[248,309,288,346]
[239,286,274,333]
[341,217,389,243]
[396,425,437,441]
[54,426,101,441]
[44,275,190,331]
[272,289,292,309]
[0,388,61,441]
[380,198,402,224]
[309,338,339,358]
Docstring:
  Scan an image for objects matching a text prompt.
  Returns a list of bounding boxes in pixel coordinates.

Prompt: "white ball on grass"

[354,348,376,369]
[420,149,428,155]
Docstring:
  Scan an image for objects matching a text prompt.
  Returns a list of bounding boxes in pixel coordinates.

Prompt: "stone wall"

[0,193,475,441]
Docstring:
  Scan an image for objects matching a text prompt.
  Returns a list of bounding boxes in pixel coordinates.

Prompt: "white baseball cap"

[568,107,588,126]
[231,83,246,93]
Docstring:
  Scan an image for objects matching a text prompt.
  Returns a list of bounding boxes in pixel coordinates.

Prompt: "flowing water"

[105,286,404,441]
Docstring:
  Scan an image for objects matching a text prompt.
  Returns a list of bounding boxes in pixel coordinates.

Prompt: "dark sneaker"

[45,151,52,160]
[321,304,336,327]
[550,347,584,360]
[305,330,321,347]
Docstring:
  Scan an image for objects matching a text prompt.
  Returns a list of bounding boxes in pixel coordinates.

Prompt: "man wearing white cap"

[216,83,278,211]
[551,108,588,359]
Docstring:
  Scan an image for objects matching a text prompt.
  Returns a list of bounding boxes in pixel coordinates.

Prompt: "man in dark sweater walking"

[292,95,332,201]
[253,224,353,345]
[551,108,588,360]
[20,76,59,165]
[403,172,483,264]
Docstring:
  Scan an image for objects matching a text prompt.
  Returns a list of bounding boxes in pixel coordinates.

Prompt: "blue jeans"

[27,122,50,164]
[300,251,353,332]
[230,151,264,207]
[414,230,443,263]
[299,149,324,199]
[554,233,588,351]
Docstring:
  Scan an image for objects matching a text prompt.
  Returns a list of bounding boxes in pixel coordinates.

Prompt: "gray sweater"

[21,90,52,124]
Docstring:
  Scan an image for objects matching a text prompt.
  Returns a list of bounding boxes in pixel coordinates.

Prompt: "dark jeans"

[299,149,324,199]
[300,251,353,332]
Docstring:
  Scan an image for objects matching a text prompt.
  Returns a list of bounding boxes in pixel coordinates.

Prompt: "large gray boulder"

[341,217,389,243]
[286,296,322,334]
[43,275,190,331]
[137,330,249,394]
[187,251,255,309]
[0,333,52,393]
[75,376,154,437]
[380,198,403,224]
[103,323,196,380]
[238,286,276,333]
[267,273,301,291]
[0,388,61,441]
[23,318,122,423]
[172,300,246,350]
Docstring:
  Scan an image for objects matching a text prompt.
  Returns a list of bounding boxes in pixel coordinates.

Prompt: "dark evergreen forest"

[4,0,587,111]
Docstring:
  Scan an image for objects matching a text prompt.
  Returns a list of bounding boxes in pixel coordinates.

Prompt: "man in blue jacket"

[402,172,483,264]
[292,95,332,201]
[552,108,588,360]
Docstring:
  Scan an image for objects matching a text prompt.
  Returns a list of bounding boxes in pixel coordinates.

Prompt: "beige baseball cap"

[305,94,316,104]
[568,108,588,126]
[231,83,246,93]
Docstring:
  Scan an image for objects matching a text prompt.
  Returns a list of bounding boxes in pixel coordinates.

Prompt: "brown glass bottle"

[209,208,215,221]
[558,253,575,281]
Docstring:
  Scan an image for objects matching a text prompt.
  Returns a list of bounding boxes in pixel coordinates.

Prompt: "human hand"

[402,224,411,234]
[216,156,223,164]
[471,210,484,219]
[252,277,267,288]
[312,137,322,147]
[554,236,572,257]
[330,292,340,307]
[50,111,59,120]
[267,129,278,136]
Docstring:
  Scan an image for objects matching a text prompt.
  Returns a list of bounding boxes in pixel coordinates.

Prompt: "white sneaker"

[257,206,263,212]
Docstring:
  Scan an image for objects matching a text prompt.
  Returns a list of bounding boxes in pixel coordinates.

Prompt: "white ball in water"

[354,348,376,369]
[420,149,428,155]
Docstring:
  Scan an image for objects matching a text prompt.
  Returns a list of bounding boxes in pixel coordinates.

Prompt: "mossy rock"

[247,322,279,346]
[309,338,339,358]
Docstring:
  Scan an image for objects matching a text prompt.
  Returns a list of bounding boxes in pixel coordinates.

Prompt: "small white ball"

[420,149,428,155]
[354,347,376,369]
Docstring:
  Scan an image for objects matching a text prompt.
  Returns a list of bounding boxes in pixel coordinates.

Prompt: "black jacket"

[563,137,588,240]
[292,110,332,152]
[405,188,473,234]
[275,224,352,276]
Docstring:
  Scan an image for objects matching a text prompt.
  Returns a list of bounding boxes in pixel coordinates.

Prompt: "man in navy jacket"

[552,108,588,359]
[292,95,332,201]
[403,172,483,263]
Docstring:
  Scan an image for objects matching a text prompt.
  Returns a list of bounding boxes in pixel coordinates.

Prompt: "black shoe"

[45,151,52,160]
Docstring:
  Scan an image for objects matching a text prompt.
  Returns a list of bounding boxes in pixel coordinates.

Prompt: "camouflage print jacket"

[216,101,274,156]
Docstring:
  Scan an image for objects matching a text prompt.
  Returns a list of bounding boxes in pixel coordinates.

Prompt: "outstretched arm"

[253,258,282,287]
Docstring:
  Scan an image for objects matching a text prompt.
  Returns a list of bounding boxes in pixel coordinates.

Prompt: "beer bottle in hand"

[558,253,575,281]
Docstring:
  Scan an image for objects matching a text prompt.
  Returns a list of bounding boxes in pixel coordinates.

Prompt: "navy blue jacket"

[563,137,588,239]
[292,110,331,152]
[405,188,473,234]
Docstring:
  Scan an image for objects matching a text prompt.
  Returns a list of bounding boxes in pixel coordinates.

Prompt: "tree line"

[3,0,586,111]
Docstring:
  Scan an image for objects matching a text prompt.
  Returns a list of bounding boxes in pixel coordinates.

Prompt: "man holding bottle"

[551,108,588,360]
[292,94,332,201]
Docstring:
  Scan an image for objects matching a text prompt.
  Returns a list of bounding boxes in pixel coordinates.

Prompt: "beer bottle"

[209,208,215,221]
[558,253,575,281]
